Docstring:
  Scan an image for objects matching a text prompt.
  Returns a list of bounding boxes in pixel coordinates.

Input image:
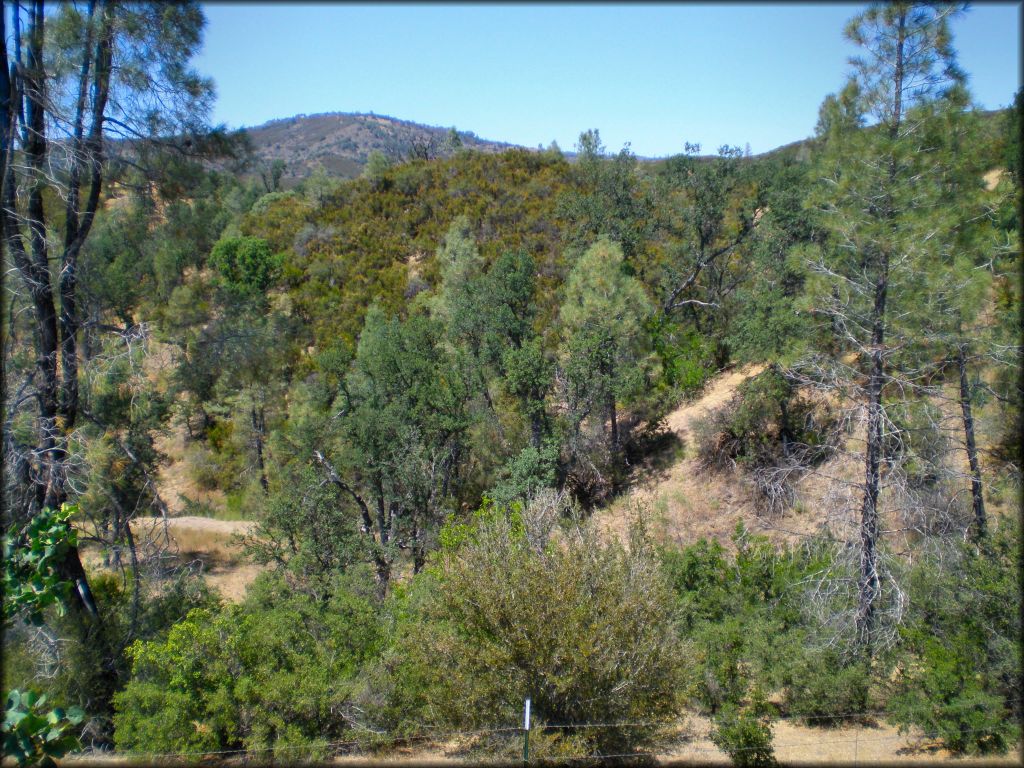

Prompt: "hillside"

[5,10,1019,757]
[237,111,520,182]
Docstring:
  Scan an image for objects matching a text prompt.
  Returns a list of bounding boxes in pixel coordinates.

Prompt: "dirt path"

[663,365,765,436]
[596,363,871,550]
[598,364,771,548]
[81,515,263,603]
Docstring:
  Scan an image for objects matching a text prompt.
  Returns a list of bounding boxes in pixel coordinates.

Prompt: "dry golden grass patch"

[80,515,263,603]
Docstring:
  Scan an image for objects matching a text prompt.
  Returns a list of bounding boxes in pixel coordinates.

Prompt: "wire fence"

[92,701,1023,764]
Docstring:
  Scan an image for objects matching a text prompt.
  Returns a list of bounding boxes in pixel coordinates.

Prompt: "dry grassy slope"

[132,515,261,603]
[596,364,785,549]
[595,362,1017,552]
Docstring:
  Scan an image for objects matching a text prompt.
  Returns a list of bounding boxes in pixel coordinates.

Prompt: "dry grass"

[660,714,1021,765]
[80,515,263,604]
[133,516,262,602]
[597,364,783,551]
[596,361,1021,552]
[65,716,1021,766]
[152,418,228,517]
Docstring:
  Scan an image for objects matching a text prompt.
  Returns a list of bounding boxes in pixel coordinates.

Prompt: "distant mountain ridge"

[237,111,522,182]
[237,106,1011,183]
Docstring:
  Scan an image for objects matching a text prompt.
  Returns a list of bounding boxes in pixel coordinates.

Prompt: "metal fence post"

[523,697,531,764]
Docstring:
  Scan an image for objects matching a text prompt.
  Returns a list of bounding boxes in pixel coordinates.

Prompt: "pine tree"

[804,2,968,649]
[560,238,653,456]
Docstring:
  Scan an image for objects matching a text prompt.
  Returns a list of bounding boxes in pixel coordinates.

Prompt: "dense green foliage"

[3,506,79,626]
[113,574,381,759]
[3,509,85,767]
[711,696,778,768]
[888,518,1021,754]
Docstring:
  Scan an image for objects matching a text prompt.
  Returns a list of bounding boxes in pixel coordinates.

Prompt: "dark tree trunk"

[608,392,619,455]
[412,518,426,574]
[529,409,544,449]
[855,7,905,653]
[251,403,268,494]
[314,450,391,597]
[375,477,388,545]
[956,343,986,540]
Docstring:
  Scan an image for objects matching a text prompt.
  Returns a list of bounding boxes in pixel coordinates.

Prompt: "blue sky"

[195,2,1020,157]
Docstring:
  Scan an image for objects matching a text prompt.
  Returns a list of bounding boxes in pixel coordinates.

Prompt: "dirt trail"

[597,363,879,549]
[597,364,771,548]
[152,417,227,517]
[663,365,764,437]
[81,515,262,603]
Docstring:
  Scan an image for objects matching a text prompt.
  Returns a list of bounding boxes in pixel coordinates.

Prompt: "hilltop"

[236,111,520,182]
[232,110,787,183]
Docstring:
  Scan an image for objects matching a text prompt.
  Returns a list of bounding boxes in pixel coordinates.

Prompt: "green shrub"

[208,236,282,300]
[660,539,731,632]
[693,367,837,514]
[710,692,777,767]
[780,646,870,725]
[113,574,382,759]
[692,618,749,714]
[3,690,84,768]
[695,367,833,472]
[889,634,1015,754]
[886,518,1020,754]
[3,505,79,626]
[364,495,685,754]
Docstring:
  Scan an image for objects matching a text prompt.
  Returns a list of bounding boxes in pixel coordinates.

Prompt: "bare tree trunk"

[1,1,12,520]
[608,392,619,455]
[855,6,906,652]
[250,403,268,494]
[857,260,887,647]
[313,450,391,596]
[605,355,619,456]
[956,343,986,540]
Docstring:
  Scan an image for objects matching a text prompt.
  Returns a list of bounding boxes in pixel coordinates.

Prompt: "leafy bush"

[363,494,685,754]
[711,693,777,768]
[648,317,716,394]
[113,574,382,759]
[889,635,1015,754]
[779,645,870,725]
[3,507,88,766]
[208,235,282,300]
[3,505,79,626]
[692,618,749,714]
[662,527,867,730]
[488,441,559,506]
[887,518,1020,754]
